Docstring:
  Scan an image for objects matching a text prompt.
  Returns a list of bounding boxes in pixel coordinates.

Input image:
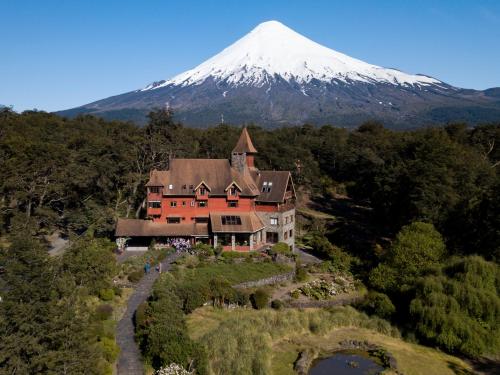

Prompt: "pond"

[308,350,385,375]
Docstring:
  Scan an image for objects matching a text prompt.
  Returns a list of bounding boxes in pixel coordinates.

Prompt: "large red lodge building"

[115,128,296,252]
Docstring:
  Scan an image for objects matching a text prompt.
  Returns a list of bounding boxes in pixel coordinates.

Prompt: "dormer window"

[229,187,238,196]
[182,184,187,190]
[262,181,272,193]
[169,184,173,190]
[149,186,160,194]
[199,187,207,195]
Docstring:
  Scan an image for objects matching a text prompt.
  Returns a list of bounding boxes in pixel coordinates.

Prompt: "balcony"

[195,192,209,200]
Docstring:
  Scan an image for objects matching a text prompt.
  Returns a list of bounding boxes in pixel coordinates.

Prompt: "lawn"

[174,260,292,286]
[187,306,474,375]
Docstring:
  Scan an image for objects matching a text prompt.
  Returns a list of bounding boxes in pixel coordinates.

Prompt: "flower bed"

[291,275,355,300]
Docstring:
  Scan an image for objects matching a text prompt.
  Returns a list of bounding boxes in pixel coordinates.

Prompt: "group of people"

[144,261,161,274]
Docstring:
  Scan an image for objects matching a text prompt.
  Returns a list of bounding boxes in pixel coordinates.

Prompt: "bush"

[234,290,250,306]
[113,286,123,297]
[291,290,300,299]
[271,299,284,310]
[359,291,395,319]
[295,267,308,282]
[99,336,119,362]
[182,255,200,269]
[99,288,115,301]
[95,304,114,321]
[269,242,291,256]
[214,245,223,256]
[128,270,144,283]
[251,289,269,309]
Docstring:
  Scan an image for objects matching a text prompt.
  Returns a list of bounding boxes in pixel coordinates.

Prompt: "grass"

[187,306,473,375]
[173,261,292,286]
[297,207,336,220]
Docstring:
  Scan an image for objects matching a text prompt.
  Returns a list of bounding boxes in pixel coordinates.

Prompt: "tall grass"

[193,306,399,375]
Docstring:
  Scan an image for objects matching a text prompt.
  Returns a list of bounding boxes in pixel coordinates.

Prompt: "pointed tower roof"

[232,127,258,153]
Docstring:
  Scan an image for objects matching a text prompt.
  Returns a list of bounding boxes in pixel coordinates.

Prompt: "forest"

[0,107,499,373]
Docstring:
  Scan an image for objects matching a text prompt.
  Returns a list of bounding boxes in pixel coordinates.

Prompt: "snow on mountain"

[58,20,500,129]
[142,20,442,91]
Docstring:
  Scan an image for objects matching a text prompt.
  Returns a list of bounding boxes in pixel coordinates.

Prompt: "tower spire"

[232,127,258,154]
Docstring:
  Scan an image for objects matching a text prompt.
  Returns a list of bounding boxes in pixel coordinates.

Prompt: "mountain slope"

[59,21,500,128]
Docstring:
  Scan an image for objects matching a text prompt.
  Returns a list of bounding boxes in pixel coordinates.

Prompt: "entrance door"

[266,231,278,244]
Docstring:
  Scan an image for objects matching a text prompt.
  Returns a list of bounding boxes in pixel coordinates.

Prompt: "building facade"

[115,128,296,251]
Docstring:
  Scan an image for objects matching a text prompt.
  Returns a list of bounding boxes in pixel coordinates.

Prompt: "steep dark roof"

[146,159,260,196]
[115,219,208,237]
[210,212,265,233]
[255,171,293,203]
[232,127,258,154]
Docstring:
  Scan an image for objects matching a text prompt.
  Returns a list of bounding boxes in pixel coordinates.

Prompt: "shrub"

[99,336,119,362]
[269,242,291,256]
[99,288,115,301]
[95,304,114,321]
[359,291,395,319]
[234,290,250,306]
[271,299,284,310]
[193,243,215,258]
[291,290,300,299]
[295,267,308,282]
[182,255,200,269]
[128,270,144,283]
[113,286,123,297]
[251,289,269,309]
[214,245,223,256]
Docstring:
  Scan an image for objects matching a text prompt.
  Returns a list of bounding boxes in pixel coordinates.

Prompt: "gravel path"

[116,252,180,375]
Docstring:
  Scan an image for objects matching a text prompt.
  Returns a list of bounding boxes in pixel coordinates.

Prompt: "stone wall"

[233,270,295,288]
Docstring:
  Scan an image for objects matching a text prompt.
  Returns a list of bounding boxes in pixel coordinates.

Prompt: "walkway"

[116,252,180,375]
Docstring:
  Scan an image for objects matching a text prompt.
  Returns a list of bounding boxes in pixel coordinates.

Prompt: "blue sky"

[2,0,500,112]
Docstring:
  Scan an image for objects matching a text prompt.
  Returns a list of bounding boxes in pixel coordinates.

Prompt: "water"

[308,351,384,375]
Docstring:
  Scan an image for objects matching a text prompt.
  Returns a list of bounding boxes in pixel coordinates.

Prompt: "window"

[168,184,173,190]
[167,217,180,224]
[289,229,293,237]
[199,187,207,195]
[198,201,207,207]
[182,184,187,190]
[228,201,238,208]
[190,200,195,207]
[266,232,278,243]
[229,187,238,196]
[290,215,294,223]
[285,217,289,224]
[221,216,242,225]
[262,181,272,193]
[148,201,161,208]
[189,184,194,191]
[149,186,160,194]
[270,217,278,225]
[182,201,186,206]
[284,231,288,240]
[170,201,177,207]
[194,217,209,223]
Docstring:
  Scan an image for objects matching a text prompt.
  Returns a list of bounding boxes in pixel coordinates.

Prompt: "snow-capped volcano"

[144,20,441,90]
[59,21,500,128]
